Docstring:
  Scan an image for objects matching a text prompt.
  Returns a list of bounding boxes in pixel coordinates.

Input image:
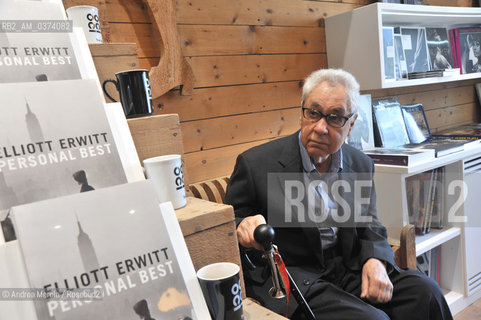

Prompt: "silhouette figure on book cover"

[73,170,95,192]
[134,299,156,320]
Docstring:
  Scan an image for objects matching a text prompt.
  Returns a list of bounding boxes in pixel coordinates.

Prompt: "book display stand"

[0,1,211,319]
[325,3,481,90]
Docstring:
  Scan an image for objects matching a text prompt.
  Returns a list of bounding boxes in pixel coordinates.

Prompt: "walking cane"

[253,224,316,320]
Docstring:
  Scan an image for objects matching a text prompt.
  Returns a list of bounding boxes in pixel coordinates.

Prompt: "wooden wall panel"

[156,81,302,121]
[184,139,279,183]
[175,0,358,27]
[189,54,326,87]
[181,108,301,153]
[179,25,325,56]
[101,0,479,183]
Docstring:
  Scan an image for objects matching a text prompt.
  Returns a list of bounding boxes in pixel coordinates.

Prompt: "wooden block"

[127,114,189,184]
[89,43,140,102]
[176,197,245,297]
[244,298,288,319]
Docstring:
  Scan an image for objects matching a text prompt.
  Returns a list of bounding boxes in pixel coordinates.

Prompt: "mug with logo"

[66,5,103,44]
[102,69,154,118]
[197,262,244,320]
[142,154,186,209]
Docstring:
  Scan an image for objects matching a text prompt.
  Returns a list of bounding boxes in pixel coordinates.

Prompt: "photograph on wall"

[425,27,453,71]
[401,27,430,74]
[12,180,208,320]
[382,27,396,80]
[0,79,127,216]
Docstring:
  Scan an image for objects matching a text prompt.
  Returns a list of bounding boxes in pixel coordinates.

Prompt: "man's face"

[300,81,357,164]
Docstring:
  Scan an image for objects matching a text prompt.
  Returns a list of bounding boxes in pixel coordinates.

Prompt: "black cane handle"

[254,224,275,251]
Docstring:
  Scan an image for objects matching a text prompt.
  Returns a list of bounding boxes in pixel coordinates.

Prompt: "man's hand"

[360,258,393,304]
[236,214,266,250]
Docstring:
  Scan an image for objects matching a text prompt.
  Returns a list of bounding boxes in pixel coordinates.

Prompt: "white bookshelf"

[371,144,481,314]
[325,3,481,90]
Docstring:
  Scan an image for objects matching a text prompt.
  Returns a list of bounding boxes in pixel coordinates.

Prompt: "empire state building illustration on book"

[11,180,210,320]
[0,79,127,215]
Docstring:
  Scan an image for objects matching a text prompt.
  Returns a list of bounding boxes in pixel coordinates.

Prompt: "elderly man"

[225,69,452,319]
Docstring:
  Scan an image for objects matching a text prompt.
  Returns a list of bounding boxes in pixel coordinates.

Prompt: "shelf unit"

[372,144,481,315]
[325,3,481,90]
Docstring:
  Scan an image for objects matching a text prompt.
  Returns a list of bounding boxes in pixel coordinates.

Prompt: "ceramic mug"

[66,5,102,44]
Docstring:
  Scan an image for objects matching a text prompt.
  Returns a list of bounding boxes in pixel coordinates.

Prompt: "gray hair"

[301,68,361,114]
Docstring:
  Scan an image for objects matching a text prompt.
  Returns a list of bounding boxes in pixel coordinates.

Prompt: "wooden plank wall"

[103,0,479,183]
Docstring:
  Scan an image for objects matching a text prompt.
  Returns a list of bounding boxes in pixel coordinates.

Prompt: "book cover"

[454,27,481,74]
[401,103,431,144]
[433,123,481,140]
[430,167,444,229]
[401,27,430,73]
[346,94,375,150]
[363,147,434,166]
[372,98,411,148]
[0,80,127,216]
[11,180,210,320]
[425,27,454,71]
[449,28,459,69]
[406,174,422,232]
[0,1,81,83]
[394,34,408,80]
[382,27,396,80]
[405,139,466,157]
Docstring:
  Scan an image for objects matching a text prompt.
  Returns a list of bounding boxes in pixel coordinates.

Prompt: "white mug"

[66,5,103,44]
[143,154,186,209]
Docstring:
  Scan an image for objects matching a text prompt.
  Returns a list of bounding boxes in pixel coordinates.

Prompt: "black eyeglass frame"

[301,107,354,128]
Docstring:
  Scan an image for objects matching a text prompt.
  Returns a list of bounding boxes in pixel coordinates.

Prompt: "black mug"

[102,69,153,118]
[197,262,244,320]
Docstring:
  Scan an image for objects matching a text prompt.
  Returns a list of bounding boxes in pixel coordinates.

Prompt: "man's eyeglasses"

[302,107,353,128]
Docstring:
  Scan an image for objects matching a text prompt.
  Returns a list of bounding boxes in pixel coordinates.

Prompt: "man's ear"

[346,113,358,137]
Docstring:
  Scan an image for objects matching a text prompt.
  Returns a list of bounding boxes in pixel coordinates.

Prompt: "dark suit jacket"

[225,131,396,315]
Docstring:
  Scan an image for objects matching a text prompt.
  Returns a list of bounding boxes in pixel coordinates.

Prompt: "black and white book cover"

[11,180,210,320]
[0,80,127,216]
[456,27,481,74]
[346,94,375,150]
[0,0,81,83]
[382,27,396,80]
[425,27,453,71]
[401,27,430,73]
[394,34,408,80]
[372,98,411,148]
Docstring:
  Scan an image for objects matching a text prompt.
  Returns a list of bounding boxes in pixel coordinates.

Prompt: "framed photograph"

[382,27,396,80]
[401,27,431,73]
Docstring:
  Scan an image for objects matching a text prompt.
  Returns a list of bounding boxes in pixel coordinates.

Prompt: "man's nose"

[313,117,329,134]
